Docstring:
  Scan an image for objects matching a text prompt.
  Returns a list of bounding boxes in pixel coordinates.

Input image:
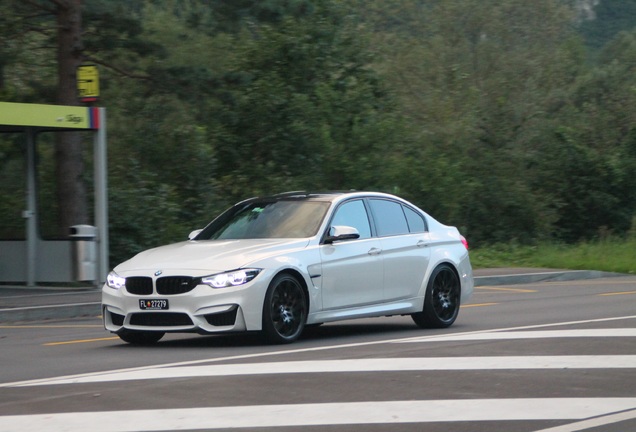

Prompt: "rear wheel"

[262,273,307,344]
[412,264,460,328]
[117,329,165,345]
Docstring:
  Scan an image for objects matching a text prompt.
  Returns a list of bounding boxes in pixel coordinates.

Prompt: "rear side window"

[404,206,427,233]
[369,199,409,237]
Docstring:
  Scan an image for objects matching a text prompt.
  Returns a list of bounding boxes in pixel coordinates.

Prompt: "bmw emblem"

[154,270,163,277]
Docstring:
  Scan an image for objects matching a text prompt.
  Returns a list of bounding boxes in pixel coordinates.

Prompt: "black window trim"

[320,197,377,244]
[320,195,429,244]
[367,197,430,238]
[402,203,429,233]
[367,197,408,238]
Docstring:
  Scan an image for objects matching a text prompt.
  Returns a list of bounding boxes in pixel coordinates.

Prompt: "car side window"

[330,200,372,239]
[369,199,409,237]
[403,206,427,233]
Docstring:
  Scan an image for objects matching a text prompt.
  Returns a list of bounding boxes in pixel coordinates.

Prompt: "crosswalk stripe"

[399,328,636,343]
[533,408,636,432]
[2,317,634,430]
[3,320,635,389]
[7,355,636,387]
[1,398,635,431]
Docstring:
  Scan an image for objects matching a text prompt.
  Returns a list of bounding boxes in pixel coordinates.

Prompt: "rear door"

[368,199,431,302]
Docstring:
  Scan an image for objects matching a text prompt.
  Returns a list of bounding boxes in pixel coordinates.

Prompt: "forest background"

[1,0,635,268]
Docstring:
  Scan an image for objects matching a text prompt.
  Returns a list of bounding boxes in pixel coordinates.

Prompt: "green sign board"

[0,102,100,130]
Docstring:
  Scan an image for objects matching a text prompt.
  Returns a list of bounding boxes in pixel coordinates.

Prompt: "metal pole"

[94,108,109,286]
[25,128,38,287]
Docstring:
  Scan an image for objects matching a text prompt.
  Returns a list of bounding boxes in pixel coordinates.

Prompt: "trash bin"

[70,224,97,281]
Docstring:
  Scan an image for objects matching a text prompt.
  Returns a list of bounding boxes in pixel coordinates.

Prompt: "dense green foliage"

[1,0,635,266]
[579,0,636,50]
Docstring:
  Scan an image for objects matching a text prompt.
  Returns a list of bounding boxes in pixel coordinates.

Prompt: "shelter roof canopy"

[0,102,101,132]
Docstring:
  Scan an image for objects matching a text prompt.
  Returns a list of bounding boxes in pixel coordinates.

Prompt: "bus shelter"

[0,102,108,287]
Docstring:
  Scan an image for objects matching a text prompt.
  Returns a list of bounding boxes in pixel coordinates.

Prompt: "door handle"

[368,247,382,256]
[417,240,429,248]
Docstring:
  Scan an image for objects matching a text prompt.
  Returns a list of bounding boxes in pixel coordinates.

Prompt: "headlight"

[106,271,126,290]
[201,269,261,288]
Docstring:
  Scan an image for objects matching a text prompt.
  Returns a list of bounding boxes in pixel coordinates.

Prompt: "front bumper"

[102,279,268,334]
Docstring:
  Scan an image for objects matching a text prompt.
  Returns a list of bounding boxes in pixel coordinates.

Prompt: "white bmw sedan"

[102,191,473,344]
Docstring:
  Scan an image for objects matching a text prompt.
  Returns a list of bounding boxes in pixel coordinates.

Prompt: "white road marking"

[2,315,635,389]
[399,328,636,343]
[8,355,636,386]
[1,398,635,432]
[533,408,636,432]
[1,317,635,430]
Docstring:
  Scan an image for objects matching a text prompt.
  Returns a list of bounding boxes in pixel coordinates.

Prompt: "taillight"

[460,235,469,250]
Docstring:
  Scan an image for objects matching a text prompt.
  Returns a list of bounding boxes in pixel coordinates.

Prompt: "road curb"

[0,303,101,323]
[474,270,625,287]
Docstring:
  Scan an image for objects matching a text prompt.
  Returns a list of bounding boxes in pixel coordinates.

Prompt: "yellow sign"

[0,102,94,129]
[77,65,99,101]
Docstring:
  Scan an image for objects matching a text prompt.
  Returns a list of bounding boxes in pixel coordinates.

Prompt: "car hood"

[114,238,310,275]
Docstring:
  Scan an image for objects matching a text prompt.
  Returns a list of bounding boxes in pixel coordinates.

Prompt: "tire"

[117,329,165,345]
[412,264,461,328]
[262,273,307,344]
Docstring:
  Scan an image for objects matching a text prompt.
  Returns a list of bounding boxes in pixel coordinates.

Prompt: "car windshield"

[197,200,330,240]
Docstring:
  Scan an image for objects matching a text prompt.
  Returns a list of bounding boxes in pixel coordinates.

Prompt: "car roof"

[243,190,403,204]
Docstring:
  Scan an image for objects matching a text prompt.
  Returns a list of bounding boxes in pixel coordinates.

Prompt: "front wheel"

[262,273,307,344]
[412,264,461,328]
[117,329,165,345]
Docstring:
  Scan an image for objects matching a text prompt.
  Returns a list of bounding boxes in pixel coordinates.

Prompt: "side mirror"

[324,225,360,244]
[188,229,203,240]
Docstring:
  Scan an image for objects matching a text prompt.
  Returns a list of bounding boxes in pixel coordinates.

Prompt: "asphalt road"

[0,275,635,431]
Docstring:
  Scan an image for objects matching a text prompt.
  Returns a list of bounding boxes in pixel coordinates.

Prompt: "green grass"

[470,237,636,275]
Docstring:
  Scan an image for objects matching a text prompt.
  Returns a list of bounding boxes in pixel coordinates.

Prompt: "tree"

[361,0,586,244]
[0,0,157,237]
[212,0,404,201]
[0,1,88,235]
[534,28,636,241]
[3,0,634,260]
[55,0,88,232]
[578,0,636,51]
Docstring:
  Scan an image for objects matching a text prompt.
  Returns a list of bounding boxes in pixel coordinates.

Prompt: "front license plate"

[139,299,169,310]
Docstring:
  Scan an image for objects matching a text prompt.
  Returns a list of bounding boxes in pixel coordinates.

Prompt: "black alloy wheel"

[262,273,307,344]
[412,264,461,328]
